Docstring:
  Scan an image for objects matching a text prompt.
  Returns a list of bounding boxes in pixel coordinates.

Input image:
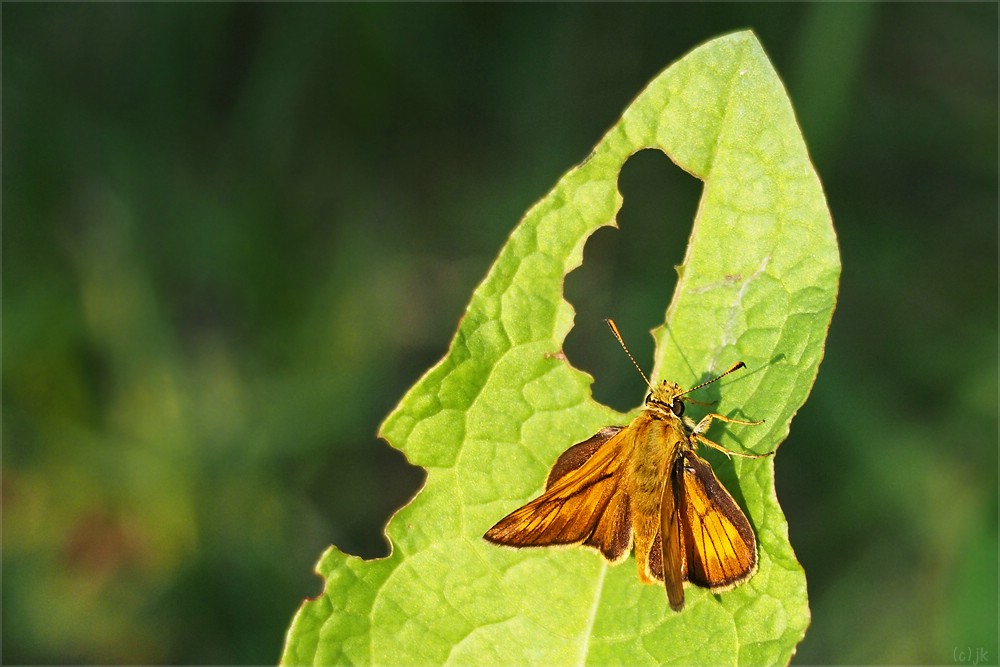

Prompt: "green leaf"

[283,30,838,666]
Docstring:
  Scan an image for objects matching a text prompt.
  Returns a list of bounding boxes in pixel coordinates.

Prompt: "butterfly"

[484,320,770,611]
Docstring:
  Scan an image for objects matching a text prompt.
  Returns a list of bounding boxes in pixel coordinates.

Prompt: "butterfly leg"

[692,413,771,459]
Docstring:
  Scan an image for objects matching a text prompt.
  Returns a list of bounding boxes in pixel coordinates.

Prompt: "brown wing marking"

[484,426,632,563]
[546,426,624,488]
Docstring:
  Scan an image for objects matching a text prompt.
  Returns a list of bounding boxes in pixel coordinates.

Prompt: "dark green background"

[4,4,997,664]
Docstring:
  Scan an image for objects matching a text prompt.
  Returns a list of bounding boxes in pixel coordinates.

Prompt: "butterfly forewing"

[484,426,633,563]
[659,455,688,611]
[546,426,624,488]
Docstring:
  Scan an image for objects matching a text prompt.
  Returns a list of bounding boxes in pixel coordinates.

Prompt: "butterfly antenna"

[679,361,747,397]
[604,319,653,391]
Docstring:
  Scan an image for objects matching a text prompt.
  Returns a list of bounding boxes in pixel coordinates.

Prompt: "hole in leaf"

[563,149,701,412]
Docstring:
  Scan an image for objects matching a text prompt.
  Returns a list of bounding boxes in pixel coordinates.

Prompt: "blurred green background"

[4,4,996,664]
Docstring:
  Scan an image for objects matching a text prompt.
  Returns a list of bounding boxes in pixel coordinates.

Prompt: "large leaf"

[283,31,838,665]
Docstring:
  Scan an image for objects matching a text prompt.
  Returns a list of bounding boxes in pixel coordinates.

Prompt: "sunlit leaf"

[283,30,838,665]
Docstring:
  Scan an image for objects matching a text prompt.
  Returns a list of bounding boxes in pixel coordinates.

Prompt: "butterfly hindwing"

[680,450,758,591]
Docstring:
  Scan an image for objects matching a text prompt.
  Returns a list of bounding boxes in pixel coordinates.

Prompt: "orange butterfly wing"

[653,449,758,610]
[658,453,687,610]
[483,426,633,563]
[679,450,758,591]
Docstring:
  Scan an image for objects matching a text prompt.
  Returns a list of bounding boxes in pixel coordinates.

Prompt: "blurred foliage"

[3,4,996,665]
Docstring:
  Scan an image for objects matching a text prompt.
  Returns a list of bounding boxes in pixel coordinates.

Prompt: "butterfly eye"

[644,393,653,404]
[671,398,684,416]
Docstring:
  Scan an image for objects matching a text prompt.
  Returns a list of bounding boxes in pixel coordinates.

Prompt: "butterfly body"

[484,366,766,611]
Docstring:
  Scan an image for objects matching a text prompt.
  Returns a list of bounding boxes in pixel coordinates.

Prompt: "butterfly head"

[645,381,685,418]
